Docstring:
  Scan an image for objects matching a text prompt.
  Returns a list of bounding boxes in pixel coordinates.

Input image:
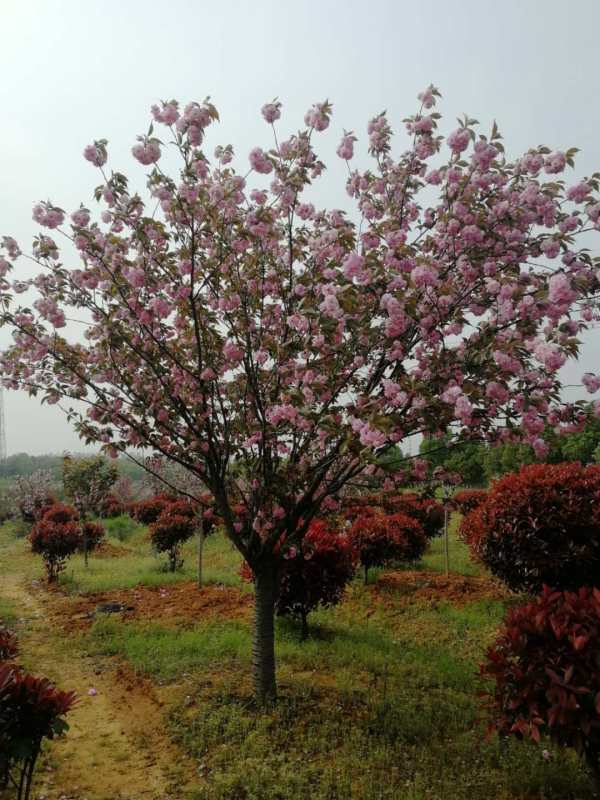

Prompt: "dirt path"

[1,572,197,800]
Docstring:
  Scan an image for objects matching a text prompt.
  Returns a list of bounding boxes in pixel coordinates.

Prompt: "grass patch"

[99,514,144,542]
[0,597,17,626]
[87,617,252,680]
[169,681,594,800]
[59,529,244,594]
[420,517,482,576]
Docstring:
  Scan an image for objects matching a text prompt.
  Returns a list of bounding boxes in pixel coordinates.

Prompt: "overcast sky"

[1,0,599,455]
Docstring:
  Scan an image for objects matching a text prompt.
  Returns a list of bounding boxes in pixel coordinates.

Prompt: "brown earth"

[46,581,253,632]
[372,569,511,606]
[93,541,132,559]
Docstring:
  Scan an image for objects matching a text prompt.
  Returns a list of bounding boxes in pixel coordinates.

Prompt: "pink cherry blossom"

[249,147,273,174]
[447,128,470,154]
[544,152,567,174]
[336,133,356,161]
[132,139,161,165]
[83,142,107,167]
[261,101,281,123]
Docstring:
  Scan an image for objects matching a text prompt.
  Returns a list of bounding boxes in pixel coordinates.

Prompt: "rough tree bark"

[252,561,278,703]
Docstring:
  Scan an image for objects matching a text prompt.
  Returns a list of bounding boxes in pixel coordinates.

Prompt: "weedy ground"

[0,516,596,800]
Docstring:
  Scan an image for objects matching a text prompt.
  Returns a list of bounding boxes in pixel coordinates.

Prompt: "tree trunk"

[252,563,277,704]
[300,608,309,640]
[197,520,205,589]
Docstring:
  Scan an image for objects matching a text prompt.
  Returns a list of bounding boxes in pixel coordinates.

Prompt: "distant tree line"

[419,404,600,486]
[0,452,147,481]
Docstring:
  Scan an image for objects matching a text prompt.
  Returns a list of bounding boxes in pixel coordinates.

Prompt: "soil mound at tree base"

[374,570,510,606]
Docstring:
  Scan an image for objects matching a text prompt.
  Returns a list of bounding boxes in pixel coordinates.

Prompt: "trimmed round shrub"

[482,586,600,779]
[340,492,444,539]
[381,493,445,539]
[460,462,600,592]
[149,511,195,571]
[41,503,78,525]
[277,520,357,637]
[349,512,427,584]
[79,521,105,554]
[98,493,124,518]
[451,489,488,515]
[162,499,196,519]
[131,493,177,524]
[241,520,358,638]
[339,493,380,525]
[29,520,82,583]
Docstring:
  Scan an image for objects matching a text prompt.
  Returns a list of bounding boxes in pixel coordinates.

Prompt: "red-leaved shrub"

[29,519,82,583]
[149,508,196,571]
[79,521,105,554]
[241,520,358,637]
[0,626,17,663]
[98,493,124,518]
[41,503,78,525]
[382,494,445,539]
[341,492,444,540]
[0,664,76,798]
[460,463,600,592]
[482,586,600,779]
[349,512,427,584]
[131,494,177,524]
[451,489,488,515]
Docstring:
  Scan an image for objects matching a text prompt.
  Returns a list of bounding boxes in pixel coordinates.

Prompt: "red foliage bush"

[340,492,444,540]
[482,586,600,775]
[0,663,76,797]
[460,463,600,592]
[382,494,445,540]
[162,499,196,519]
[29,519,82,583]
[98,493,124,518]
[278,521,357,636]
[451,489,488,515]
[131,493,177,524]
[241,520,357,637]
[349,512,427,583]
[41,503,78,525]
[149,510,196,571]
[0,626,17,663]
[79,521,105,553]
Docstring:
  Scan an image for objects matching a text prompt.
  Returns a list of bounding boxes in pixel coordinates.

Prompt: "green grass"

[421,514,483,576]
[60,524,243,594]
[0,596,17,626]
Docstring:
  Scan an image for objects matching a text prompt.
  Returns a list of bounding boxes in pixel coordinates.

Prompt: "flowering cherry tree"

[9,470,55,523]
[1,86,600,701]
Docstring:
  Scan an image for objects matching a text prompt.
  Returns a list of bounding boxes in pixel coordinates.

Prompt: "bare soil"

[47,581,253,632]
[373,569,511,606]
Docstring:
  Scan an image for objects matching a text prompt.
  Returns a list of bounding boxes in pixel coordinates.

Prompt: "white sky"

[1,0,599,454]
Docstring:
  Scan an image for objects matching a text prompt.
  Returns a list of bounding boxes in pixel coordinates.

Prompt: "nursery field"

[0,516,597,800]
